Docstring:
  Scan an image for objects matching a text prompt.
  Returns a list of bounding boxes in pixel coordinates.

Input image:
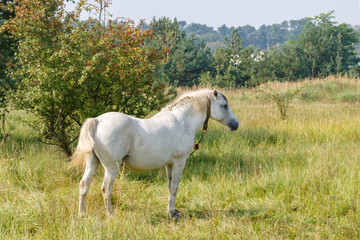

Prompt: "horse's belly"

[121,130,194,172]
[123,154,171,172]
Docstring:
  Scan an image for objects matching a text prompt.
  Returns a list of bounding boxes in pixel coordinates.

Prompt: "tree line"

[0,0,359,155]
[180,18,308,51]
[141,17,309,53]
[149,12,359,87]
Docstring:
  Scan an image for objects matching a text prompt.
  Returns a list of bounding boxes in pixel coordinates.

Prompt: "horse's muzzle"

[228,120,239,131]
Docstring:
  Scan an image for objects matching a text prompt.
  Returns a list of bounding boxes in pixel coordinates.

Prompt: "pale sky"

[67,0,360,28]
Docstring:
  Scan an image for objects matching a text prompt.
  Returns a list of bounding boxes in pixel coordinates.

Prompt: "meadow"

[1,76,360,239]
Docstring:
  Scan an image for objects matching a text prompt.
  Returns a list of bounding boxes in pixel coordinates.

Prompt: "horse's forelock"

[219,92,228,103]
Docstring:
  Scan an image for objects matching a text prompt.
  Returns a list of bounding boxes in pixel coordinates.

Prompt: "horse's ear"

[213,90,218,98]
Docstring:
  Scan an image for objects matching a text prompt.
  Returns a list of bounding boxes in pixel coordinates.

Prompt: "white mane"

[163,89,214,113]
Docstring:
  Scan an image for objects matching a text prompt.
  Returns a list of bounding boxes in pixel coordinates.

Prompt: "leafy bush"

[257,83,304,120]
[2,0,174,156]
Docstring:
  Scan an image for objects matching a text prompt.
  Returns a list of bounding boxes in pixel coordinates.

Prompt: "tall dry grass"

[1,76,360,239]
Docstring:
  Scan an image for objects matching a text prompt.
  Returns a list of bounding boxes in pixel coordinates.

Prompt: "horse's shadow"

[185,207,263,220]
[123,168,166,183]
[143,207,265,225]
[134,207,264,225]
[182,150,261,181]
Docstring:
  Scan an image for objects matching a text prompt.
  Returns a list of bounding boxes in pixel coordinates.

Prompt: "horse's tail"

[69,118,98,170]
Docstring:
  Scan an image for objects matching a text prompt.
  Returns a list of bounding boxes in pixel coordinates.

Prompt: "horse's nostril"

[229,121,239,131]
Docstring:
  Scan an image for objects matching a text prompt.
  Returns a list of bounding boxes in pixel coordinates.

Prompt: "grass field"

[1,76,360,239]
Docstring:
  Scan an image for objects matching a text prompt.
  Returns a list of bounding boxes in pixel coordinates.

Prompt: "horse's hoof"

[169,209,180,222]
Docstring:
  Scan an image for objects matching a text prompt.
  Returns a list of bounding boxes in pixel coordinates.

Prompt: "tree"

[183,23,215,36]
[147,17,182,85]
[0,0,16,142]
[209,29,254,87]
[178,20,187,29]
[149,17,213,86]
[149,17,181,56]
[256,12,360,82]
[217,24,232,38]
[163,35,213,86]
[2,0,172,156]
[293,11,359,78]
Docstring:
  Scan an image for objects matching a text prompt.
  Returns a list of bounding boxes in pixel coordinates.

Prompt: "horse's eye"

[222,104,228,109]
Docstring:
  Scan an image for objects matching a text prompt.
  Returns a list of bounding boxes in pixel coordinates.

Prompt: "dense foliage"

[0,0,16,140]
[256,12,360,82]
[147,17,213,86]
[1,0,172,156]
[199,30,256,88]
[150,12,359,88]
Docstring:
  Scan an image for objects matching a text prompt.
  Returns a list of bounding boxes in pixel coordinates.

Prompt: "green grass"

[1,76,360,239]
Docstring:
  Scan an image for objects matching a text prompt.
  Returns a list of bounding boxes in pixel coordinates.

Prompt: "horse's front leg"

[167,159,186,220]
[165,164,173,194]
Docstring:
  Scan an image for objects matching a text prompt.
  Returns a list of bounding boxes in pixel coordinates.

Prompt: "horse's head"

[210,90,239,131]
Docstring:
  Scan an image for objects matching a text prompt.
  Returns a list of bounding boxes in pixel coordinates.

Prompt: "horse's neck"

[173,104,207,133]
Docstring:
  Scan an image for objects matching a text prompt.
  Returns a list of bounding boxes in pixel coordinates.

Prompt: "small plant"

[257,83,304,120]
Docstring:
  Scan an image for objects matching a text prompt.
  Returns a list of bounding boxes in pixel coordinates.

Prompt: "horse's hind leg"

[79,151,100,217]
[101,165,118,217]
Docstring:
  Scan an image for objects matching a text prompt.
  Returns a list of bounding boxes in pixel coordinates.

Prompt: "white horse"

[70,89,238,219]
